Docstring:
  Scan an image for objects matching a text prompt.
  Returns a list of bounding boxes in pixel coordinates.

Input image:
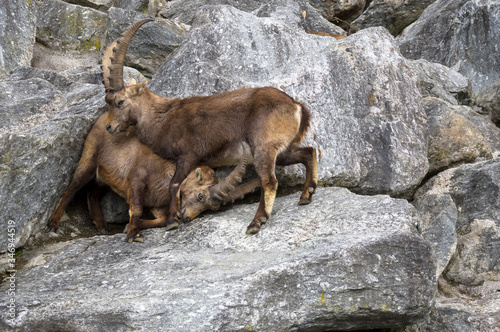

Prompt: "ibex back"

[103,19,318,234]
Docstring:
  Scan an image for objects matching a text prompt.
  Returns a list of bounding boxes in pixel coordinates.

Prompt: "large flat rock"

[0,187,436,331]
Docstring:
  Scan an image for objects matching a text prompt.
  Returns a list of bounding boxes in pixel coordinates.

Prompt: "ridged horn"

[209,142,251,202]
[102,18,153,93]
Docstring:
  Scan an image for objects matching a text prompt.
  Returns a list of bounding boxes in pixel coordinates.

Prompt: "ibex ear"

[195,168,203,183]
[130,80,147,96]
[128,78,137,86]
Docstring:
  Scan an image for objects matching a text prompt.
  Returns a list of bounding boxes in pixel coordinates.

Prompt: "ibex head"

[102,19,153,135]
[179,142,251,223]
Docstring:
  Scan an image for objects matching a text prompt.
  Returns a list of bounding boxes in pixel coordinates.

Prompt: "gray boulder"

[106,7,183,77]
[150,5,428,198]
[352,0,436,36]
[415,157,500,287]
[0,0,37,78]
[412,194,458,279]
[0,68,107,252]
[64,0,115,11]
[0,187,437,331]
[36,0,107,53]
[408,59,471,106]
[161,0,346,35]
[475,78,500,125]
[423,97,493,174]
[398,0,500,97]
[308,0,365,27]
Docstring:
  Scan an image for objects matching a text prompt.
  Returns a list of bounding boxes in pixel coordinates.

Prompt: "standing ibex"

[48,111,256,242]
[103,19,318,235]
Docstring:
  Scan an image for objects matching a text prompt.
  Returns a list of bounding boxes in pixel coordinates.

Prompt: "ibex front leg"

[166,156,197,231]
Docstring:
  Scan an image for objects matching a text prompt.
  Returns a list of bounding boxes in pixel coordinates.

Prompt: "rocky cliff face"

[1,0,499,331]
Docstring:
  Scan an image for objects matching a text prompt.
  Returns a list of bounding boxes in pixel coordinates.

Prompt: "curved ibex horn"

[101,18,153,93]
[210,142,251,202]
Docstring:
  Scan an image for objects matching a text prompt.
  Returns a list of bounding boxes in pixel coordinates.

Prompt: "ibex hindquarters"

[102,19,319,235]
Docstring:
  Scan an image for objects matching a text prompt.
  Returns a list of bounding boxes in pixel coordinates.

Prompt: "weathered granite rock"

[352,0,435,36]
[36,0,107,53]
[409,292,500,332]
[415,157,500,287]
[114,0,150,13]
[161,0,346,35]
[308,0,365,26]
[412,194,457,279]
[0,69,107,252]
[106,7,183,77]
[150,5,428,198]
[475,78,500,125]
[423,97,493,174]
[408,59,471,106]
[0,187,437,331]
[398,0,500,96]
[0,0,37,78]
[445,218,500,286]
[63,0,115,11]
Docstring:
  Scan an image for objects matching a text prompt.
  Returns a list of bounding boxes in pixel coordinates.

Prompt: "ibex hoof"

[165,220,180,231]
[298,197,312,205]
[126,233,144,243]
[246,217,266,235]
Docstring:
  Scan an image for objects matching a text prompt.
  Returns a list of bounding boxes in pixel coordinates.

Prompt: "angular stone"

[408,59,471,106]
[150,5,428,198]
[352,0,435,36]
[0,0,37,78]
[412,194,458,278]
[0,71,106,252]
[398,0,500,96]
[36,0,107,53]
[423,98,493,174]
[0,187,437,331]
[106,7,182,77]
[414,157,500,289]
[308,0,365,26]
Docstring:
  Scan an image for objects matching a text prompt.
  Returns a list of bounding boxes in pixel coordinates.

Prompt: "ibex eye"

[197,193,204,201]
[117,100,125,107]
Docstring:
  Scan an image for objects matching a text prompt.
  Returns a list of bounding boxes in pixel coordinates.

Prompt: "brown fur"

[104,21,318,235]
[48,113,253,242]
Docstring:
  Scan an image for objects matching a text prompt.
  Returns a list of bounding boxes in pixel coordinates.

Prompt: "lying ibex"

[103,19,318,235]
[48,111,257,242]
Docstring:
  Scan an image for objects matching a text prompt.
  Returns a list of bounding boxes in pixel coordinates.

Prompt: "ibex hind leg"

[276,145,318,205]
[86,182,108,233]
[47,159,97,231]
[246,150,279,235]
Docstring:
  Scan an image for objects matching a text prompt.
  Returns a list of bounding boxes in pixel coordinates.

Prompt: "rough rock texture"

[36,0,107,53]
[352,0,435,36]
[408,59,471,106]
[412,194,457,279]
[411,157,500,330]
[0,68,106,252]
[415,157,500,284]
[106,7,182,77]
[398,0,500,97]
[475,79,500,125]
[0,0,37,78]
[308,0,365,26]
[423,97,493,174]
[161,0,347,35]
[0,187,437,331]
[150,5,428,197]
